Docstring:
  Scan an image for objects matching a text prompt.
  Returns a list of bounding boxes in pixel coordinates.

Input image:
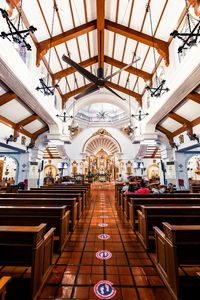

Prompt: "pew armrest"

[0,276,11,291]
[154,226,165,239]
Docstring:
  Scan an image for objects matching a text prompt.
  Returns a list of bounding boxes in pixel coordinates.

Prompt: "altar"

[94,173,111,182]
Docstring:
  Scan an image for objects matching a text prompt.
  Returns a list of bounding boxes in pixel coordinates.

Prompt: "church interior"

[0,0,200,299]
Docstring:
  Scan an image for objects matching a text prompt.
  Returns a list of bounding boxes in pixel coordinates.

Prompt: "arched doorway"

[147,164,160,181]
[0,156,17,184]
[187,155,200,184]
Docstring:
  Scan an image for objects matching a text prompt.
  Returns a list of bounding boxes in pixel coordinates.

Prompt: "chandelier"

[170,0,200,54]
[68,95,79,136]
[145,5,169,97]
[124,79,137,136]
[132,108,149,121]
[0,1,36,51]
[36,4,59,96]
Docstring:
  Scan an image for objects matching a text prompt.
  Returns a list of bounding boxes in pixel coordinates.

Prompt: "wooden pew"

[19,191,83,219]
[137,205,200,250]
[30,188,87,211]
[123,193,200,220]
[0,197,77,231]
[128,197,200,231]
[38,186,89,207]
[0,224,55,300]
[0,277,11,300]
[115,183,124,205]
[154,223,200,300]
[0,206,70,253]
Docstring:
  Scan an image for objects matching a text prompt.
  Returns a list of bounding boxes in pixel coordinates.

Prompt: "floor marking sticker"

[98,223,108,227]
[98,234,110,240]
[94,281,116,299]
[96,250,112,260]
[100,216,108,218]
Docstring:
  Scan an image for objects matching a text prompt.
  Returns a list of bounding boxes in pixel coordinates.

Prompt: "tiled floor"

[39,189,172,300]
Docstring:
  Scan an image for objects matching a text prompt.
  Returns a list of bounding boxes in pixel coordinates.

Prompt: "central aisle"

[39,189,172,300]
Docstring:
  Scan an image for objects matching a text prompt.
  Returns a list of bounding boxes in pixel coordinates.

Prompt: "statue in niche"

[179,134,184,144]
[126,161,132,175]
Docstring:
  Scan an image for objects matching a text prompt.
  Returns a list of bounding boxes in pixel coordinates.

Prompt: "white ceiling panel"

[78,34,90,61]
[130,0,147,31]
[67,38,81,63]
[123,39,137,64]
[39,0,62,37]
[104,30,114,57]
[22,0,49,42]
[89,30,98,57]
[55,44,69,68]
[71,0,86,27]
[45,48,62,74]
[119,71,129,88]
[155,0,186,41]
[142,0,166,37]
[86,0,96,21]
[118,0,132,26]
[175,100,200,121]
[114,34,126,62]
[0,84,9,96]
[134,43,149,69]
[56,0,74,31]
[142,47,160,73]
[24,119,45,134]
[160,117,183,132]
[105,0,118,21]
[0,100,32,123]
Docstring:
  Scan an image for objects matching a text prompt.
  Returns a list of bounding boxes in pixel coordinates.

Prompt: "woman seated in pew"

[135,180,150,194]
[124,183,136,195]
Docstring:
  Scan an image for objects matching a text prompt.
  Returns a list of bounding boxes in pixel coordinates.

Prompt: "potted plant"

[86,172,95,183]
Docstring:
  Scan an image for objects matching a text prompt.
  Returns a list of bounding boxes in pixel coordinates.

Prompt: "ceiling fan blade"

[62,55,98,84]
[104,84,126,100]
[74,84,100,100]
[104,57,141,81]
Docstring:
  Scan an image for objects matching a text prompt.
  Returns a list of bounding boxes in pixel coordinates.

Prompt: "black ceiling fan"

[62,54,140,101]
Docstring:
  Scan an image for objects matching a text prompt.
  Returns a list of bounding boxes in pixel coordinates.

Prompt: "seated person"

[136,180,150,194]
[167,182,175,193]
[122,180,129,192]
[159,185,166,193]
[124,183,136,194]
[151,184,159,194]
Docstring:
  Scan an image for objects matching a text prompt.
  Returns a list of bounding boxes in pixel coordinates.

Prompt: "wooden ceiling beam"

[156,125,173,143]
[31,126,48,143]
[36,20,97,66]
[106,81,142,105]
[46,147,53,159]
[96,0,105,69]
[16,114,40,127]
[187,92,200,104]
[167,112,191,126]
[62,83,92,104]
[52,56,98,82]
[0,91,17,106]
[187,0,200,16]
[105,19,169,66]
[0,115,32,138]
[152,147,159,158]
[104,56,152,82]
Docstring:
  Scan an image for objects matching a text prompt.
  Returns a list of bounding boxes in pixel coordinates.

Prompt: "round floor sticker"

[100,216,108,218]
[98,223,108,227]
[94,280,116,299]
[98,234,110,240]
[96,250,112,260]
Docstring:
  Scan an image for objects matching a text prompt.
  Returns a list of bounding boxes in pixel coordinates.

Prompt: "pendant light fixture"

[36,3,59,96]
[170,0,200,54]
[124,80,137,136]
[145,5,169,97]
[56,62,72,122]
[131,56,149,121]
[68,97,79,136]
[68,80,79,136]
[0,0,37,50]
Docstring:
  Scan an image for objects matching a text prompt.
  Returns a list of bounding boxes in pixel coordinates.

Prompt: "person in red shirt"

[136,180,150,194]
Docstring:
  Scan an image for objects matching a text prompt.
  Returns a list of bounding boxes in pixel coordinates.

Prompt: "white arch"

[66,92,138,116]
